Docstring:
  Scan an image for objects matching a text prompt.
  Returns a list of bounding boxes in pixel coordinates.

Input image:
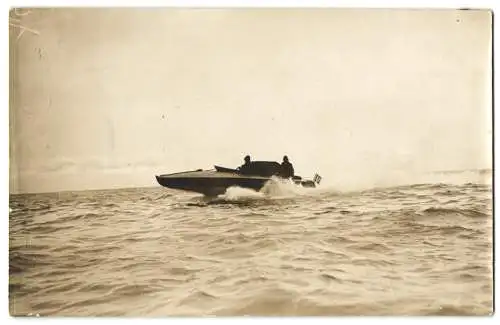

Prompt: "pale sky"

[9,8,492,194]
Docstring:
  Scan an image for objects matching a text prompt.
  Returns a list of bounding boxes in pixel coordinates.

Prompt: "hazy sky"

[9,8,492,193]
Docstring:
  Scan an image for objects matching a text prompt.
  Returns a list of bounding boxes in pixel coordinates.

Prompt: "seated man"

[280,155,295,178]
[237,155,252,174]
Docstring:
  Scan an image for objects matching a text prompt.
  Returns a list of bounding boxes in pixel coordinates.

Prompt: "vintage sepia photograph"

[8,6,493,316]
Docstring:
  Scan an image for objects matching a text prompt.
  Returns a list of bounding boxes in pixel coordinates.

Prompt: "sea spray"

[314,168,492,194]
[219,176,320,200]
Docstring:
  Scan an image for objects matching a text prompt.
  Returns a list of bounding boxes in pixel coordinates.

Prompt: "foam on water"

[218,176,321,201]
[220,186,266,200]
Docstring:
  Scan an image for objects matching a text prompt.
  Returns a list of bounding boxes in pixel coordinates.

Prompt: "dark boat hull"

[155,170,271,197]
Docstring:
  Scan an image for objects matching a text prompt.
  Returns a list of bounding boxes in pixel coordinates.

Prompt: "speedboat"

[155,160,322,197]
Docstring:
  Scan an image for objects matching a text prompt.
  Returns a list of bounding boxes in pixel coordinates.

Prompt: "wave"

[424,304,491,316]
[394,220,482,237]
[422,207,490,219]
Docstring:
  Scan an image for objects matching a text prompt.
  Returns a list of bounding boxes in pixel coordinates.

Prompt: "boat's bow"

[155,169,270,196]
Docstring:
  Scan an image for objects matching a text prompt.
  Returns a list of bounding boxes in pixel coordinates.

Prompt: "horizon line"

[8,167,492,196]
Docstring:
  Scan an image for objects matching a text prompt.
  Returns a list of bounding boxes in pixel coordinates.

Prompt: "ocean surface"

[9,170,493,316]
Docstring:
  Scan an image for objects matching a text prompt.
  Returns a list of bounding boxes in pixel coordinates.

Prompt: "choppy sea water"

[9,171,493,316]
